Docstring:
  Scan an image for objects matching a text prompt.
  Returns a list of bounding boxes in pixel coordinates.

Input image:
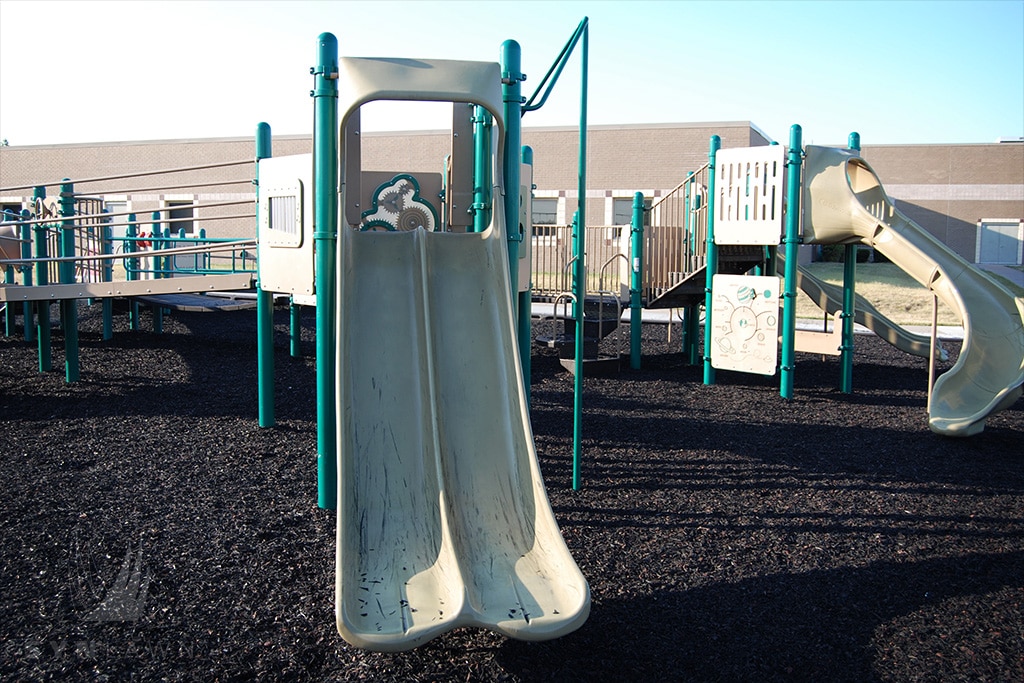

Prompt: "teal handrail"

[522,18,588,115]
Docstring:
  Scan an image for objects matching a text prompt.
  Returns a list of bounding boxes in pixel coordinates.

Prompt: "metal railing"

[642,162,710,303]
[530,224,629,300]
[123,230,256,280]
[529,165,711,307]
[1,198,257,287]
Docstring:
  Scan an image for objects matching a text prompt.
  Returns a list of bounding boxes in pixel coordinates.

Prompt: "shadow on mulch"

[0,302,1021,682]
[496,550,1024,681]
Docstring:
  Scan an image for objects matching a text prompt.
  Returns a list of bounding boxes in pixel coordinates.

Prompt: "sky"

[0,0,1022,147]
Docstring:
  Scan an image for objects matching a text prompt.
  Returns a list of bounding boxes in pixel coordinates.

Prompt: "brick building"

[1,122,1021,264]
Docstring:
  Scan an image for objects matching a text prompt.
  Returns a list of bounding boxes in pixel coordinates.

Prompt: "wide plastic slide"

[802,146,1024,436]
[334,222,590,651]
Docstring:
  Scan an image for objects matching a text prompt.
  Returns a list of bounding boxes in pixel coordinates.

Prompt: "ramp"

[803,146,1024,436]
[334,224,589,651]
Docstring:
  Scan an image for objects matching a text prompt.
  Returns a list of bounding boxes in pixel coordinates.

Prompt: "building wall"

[0,136,311,239]
[858,143,1024,261]
[1,125,1021,263]
[522,121,770,226]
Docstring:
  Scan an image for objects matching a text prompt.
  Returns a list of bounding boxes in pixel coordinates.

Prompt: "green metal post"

[290,299,302,357]
[126,214,140,330]
[518,146,533,402]
[472,106,492,233]
[682,171,696,361]
[59,180,79,381]
[571,21,588,491]
[703,136,721,385]
[3,231,14,336]
[780,125,803,400]
[33,186,51,372]
[151,214,163,334]
[2,276,11,336]
[630,192,644,369]
[502,40,525,326]
[313,33,339,510]
[685,171,695,252]
[255,121,275,427]
[19,209,34,343]
[839,131,861,393]
[101,213,113,339]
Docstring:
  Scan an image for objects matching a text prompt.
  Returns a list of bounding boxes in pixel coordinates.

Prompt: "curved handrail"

[521,18,589,114]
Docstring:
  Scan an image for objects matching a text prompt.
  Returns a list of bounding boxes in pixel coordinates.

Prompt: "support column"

[290,299,302,357]
[59,179,79,382]
[703,136,720,385]
[471,107,492,234]
[313,33,339,510]
[255,121,275,427]
[839,131,861,394]
[33,186,51,372]
[780,125,803,400]
[126,214,140,330]
[151,214,163,334]
[629,192,644,370]
[518,146,533,401]
[501,39,524,323]
[19,209,34,343]
[571,22,588,491]
[101,215,113,339]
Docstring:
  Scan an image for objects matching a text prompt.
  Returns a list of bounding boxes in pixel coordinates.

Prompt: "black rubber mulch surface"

[1,302,1021,682]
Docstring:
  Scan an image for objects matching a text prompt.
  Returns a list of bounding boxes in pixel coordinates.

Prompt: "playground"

[2,16,1023,680]
[0,303,1021,681]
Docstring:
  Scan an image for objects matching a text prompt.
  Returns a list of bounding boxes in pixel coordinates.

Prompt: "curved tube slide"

[802,146,1024,436]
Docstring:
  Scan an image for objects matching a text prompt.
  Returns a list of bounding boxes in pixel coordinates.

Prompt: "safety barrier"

[642,163,710,304]
[0,159,259,382]
[530,223,630,301]
[529,164,710,307]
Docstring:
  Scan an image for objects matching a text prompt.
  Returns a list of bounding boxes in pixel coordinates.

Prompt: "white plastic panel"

[257,154,314,296]
[518,161,533,293]
[710,274,780,375]
[714,145,786,245]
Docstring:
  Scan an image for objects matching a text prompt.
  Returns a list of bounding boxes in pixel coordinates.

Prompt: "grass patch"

[794,263,963,326]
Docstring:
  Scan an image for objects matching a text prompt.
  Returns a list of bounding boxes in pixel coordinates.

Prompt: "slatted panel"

[714,145,785,246]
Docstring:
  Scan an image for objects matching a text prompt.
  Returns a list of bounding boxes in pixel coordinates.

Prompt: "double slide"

[334,220,589,650]
[802,146,1024,436]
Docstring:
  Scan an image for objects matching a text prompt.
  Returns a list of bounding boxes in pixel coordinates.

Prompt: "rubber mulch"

[1,302,1021,682]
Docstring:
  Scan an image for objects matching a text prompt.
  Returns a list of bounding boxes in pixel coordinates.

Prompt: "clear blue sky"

[1,0,1021,146]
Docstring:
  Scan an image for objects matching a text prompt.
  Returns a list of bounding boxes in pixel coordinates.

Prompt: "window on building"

[167,201,194,235]
[1,202,22,221]
[612,197,651,227]
[532,198,558,226]
[100,200,131,246]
